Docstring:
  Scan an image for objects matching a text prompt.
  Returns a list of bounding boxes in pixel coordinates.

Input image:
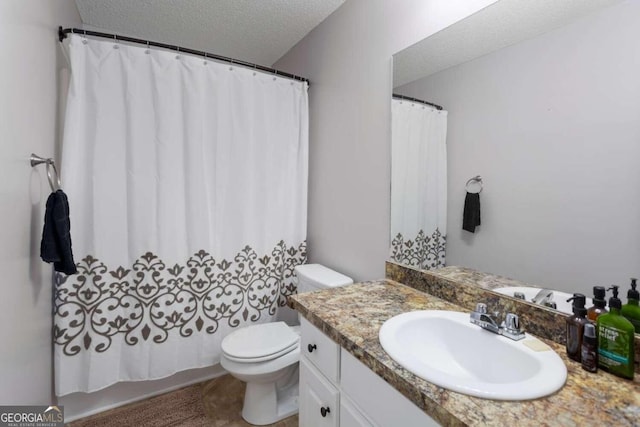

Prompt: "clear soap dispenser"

[587,286,608,322]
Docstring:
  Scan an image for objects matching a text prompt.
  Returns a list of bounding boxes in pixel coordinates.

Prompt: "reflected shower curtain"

[54,35,308,395]
[390,99,447,269]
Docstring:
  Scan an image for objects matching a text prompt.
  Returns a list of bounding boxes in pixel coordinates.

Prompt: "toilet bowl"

[220,264,352,425]
[221,322,301,425]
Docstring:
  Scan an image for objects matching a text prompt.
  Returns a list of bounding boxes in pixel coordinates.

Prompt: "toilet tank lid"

[294,264,353,287]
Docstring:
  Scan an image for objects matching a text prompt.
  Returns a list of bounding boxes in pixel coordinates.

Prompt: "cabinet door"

[341,349,439,427]
[300,357,339,427]
[340,395,374,427]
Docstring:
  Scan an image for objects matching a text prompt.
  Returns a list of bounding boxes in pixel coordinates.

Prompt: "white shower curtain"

[54,34,308,395]
[390,99,447,269]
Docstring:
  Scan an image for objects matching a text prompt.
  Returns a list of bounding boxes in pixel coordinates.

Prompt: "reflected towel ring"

[465,175,483,194]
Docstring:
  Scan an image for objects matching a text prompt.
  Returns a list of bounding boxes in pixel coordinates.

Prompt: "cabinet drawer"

[300,357,339,427]
[300,317,340,382]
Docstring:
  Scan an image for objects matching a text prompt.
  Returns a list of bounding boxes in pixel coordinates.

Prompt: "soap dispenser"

[581,323,598,373]
[596,286,635,379]
[587,286,608,322]
[565,293,588,363]
[621,278,640,333]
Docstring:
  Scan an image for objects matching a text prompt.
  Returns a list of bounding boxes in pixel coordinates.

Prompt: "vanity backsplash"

[385,261,640,374]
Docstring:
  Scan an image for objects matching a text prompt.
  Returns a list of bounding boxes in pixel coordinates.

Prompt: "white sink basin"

[379,310,567,400]
[493,286,592,315]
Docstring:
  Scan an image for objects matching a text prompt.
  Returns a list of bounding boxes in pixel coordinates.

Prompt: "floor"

[68,375,299,427]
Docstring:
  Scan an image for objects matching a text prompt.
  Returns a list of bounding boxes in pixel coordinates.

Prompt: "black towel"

[41,190,78,275]
[462,191,481,233]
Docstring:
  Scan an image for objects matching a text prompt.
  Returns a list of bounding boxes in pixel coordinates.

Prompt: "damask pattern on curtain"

[390,99,447,270]
[54,34,308,396]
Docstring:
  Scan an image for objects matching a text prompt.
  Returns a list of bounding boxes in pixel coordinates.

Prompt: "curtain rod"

[58,27,310,85]
[392,93,443,111]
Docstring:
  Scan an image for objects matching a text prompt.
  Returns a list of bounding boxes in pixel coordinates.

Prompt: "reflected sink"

[379,310,567,400]
[494,286,593,315]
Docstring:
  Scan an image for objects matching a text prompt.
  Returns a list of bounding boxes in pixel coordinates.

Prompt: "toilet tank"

[294,264,353,293]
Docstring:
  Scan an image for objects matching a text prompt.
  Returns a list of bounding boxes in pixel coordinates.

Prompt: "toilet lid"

[221,322,299,361]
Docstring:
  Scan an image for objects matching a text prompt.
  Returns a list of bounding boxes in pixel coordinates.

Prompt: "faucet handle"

[501,312,526,341]
[504,313,520,331]
[474,303,487,314]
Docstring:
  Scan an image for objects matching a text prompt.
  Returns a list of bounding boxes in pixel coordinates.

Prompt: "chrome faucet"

[470,303,525,341]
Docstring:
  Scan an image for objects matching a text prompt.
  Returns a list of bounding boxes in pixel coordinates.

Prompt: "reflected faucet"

[531,289,554,306]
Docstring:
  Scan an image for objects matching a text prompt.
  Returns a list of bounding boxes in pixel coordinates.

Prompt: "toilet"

[220,264,353,425]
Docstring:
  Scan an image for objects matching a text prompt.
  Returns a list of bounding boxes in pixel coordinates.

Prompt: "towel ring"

[46,161,62,191]
[465,175,483,194]
[30,153,61,192]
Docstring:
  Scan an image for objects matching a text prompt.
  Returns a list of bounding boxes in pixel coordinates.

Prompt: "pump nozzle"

[628,278,639,300]
[607,285,621,310]
[566,293,587,316]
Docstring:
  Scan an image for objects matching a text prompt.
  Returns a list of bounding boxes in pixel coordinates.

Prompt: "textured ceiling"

[394,0,623,88]
[74,0,344,66]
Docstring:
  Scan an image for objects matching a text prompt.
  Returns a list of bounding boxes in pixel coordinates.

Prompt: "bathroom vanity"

[299,316,436,426]
[289,274,639,426]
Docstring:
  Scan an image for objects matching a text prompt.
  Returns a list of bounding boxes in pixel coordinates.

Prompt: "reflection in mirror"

[389,96,447,270]
[389,0,640,307]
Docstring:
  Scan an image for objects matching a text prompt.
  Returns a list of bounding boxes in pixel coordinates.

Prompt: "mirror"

[389,0,640,311]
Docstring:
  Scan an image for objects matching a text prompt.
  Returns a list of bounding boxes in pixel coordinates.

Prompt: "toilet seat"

[222,322,299,363]
[223,340,299,363]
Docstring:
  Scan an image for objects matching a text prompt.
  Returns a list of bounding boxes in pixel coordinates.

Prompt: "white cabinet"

[339,396,373,427]
[299,317,439,427]
[300,357,339,427]
[300,317,340,382]
[341,350,438,427]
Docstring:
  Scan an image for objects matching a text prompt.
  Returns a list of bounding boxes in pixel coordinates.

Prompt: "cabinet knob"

[307,343,317,353]
[320,406,331,417]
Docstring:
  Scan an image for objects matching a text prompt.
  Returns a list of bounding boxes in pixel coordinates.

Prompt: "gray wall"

[0,0,81,404]
[275,0,496,281]
[396,1,640,293]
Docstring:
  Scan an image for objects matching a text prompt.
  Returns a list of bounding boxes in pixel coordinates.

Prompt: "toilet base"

[241,365,299,425]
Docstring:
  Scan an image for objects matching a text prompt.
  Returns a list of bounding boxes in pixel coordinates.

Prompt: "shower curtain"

[390,99,447,270]
[54,34,308,395]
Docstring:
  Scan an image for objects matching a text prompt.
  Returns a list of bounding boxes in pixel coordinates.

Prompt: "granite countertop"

[289,280,640,427]
[430,266,542,290]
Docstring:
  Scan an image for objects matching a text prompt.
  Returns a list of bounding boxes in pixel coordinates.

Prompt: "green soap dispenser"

[596,286,635,379]
[621,278,640,333]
